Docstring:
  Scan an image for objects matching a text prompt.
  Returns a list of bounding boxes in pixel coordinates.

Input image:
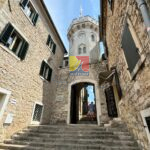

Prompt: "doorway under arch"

[67,80,101,125]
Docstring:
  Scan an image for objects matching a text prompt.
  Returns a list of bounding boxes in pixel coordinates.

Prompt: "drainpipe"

[136,0,150,37]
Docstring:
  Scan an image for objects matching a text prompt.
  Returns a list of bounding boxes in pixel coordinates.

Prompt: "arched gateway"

[67,79,101,125]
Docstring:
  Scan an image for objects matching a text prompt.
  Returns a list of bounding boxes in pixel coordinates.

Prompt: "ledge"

[0,44,21,61]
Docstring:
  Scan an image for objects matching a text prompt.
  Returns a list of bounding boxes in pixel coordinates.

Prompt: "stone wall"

[0,0,64,140]
[105,0,150,149]
[49,62,109,125]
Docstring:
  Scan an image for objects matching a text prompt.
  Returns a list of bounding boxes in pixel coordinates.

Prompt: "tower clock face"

[78,32,85,39]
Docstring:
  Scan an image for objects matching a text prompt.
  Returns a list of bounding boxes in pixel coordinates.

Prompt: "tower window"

[78,47,82,54]
[91,34,95,41]
[83,47,86,53]
[78,44,86,54]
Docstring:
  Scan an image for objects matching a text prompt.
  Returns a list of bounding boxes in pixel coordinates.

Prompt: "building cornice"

[67,17,99,40]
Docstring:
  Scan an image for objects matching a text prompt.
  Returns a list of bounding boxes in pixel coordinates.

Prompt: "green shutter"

[18,40,29,60]
[0,23,14,45]
[40,61,45,77]
[32,13,39,26]
[46,35,51,45]
[47,67,52,81]
[52,44,56,54]
[121,23,140,73]
[20,0,28,9]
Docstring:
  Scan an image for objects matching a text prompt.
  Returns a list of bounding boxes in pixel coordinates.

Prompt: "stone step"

[28,124,128,130]
[25,127,128,132]
[27,125,106,131]
[21,129,131,136]
[13,132,134,140]
[5,137,138,146]
[0,143,141,150]
[0,124,141,150]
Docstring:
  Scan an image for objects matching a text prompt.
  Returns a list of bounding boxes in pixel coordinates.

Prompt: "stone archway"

[67,79,101,125]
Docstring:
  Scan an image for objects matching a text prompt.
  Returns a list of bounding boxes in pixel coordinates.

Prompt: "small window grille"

[32,103,43,122]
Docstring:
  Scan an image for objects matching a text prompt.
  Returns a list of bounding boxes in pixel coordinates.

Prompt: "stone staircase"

[0,123,141,150]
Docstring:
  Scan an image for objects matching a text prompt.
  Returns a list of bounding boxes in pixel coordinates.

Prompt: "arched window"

[91,34,95,41]
[78,44,86,54]
[78,47,82,54]
[83,47,86,53]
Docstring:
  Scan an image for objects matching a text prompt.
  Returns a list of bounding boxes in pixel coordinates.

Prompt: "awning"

[99,70,115,85]
[99,69,122,99]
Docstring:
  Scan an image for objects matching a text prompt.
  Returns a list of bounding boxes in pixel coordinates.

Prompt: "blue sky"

[44,0,100,52]
[87,85,95,103]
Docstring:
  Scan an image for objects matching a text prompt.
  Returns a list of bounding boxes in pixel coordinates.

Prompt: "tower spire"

[80,5,83,17]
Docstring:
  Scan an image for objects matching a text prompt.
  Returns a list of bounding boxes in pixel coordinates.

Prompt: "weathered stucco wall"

[0,0,64,140]
[105,0,150,149]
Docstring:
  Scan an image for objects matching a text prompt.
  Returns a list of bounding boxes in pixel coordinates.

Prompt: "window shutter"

[121,23,140,73]
[18,40,29,60]
[20,0,28,9]
[46,35,51,45]
[40,61,45,76]
[0,23,14,45]
[52,44,56,54]
[47,68,52,81]
[32,13,39,26]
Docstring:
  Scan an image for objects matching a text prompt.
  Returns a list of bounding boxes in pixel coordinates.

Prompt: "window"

[108,0,114,11]
[78,44,86,54]
[121,22,140,74]
[91,34,95,41]
[32,102,43,124]
[82,24,85,28]
[40,60,52,82]
[83,47,86,53]
[20,0,39,25]
[0,88,11,120]
[46,35,56,54]
[78,47,82,54]
[0,23,29,60]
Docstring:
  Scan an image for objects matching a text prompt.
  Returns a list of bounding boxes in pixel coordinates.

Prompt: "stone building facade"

[0,0,66,141]
[49,16,109,125]
[100,0,150,149]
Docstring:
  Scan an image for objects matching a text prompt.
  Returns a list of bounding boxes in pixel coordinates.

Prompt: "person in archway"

[87,102,95,121]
